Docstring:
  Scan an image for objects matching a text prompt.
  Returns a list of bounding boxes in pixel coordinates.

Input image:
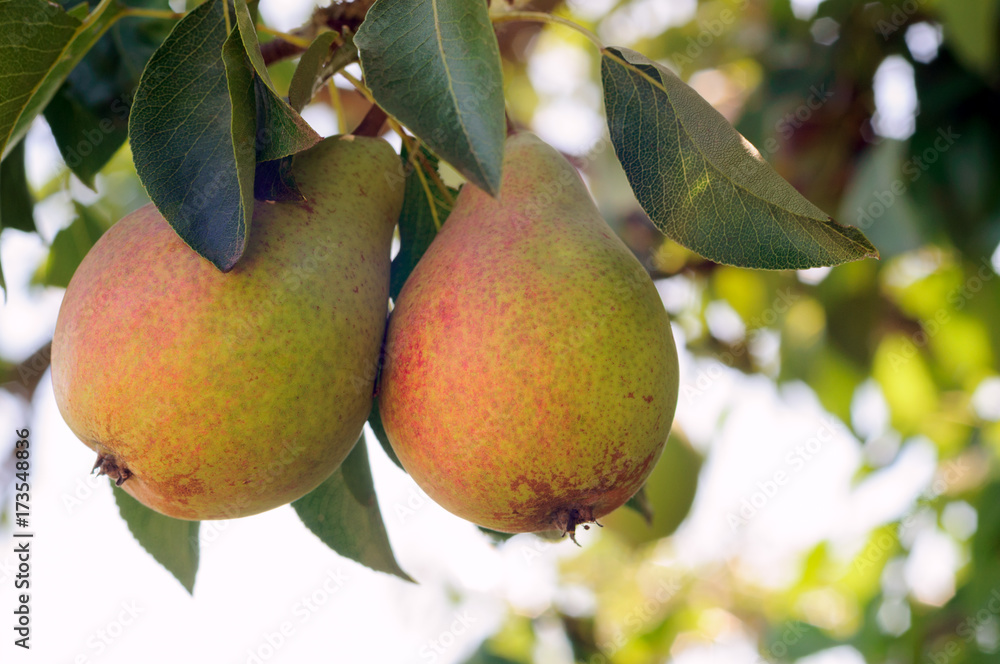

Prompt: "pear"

[379,132,679,539]
[52,135,404,520]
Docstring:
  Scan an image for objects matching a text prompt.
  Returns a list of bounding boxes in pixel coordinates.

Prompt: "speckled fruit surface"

[379,132,679,536]
[51,135,404,520]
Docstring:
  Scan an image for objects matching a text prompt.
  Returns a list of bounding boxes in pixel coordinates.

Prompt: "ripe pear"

[52,135,404,520]
[378,132,679,539]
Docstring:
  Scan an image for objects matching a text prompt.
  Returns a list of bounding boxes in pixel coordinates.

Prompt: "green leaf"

[252,74,321,162]
[111,480,199,594]
[288,31,357,113]
[603,432,701,545]
[232,0,273,88]
[623,485,653,525]
[232,0,319,162]
[937,0,999,77]
[32,202,106,288]
[355,0,505,196]
[600,46,879,270]
[0,0,128,161]
[478,526,515,543]
[292,434,412,582]
[0,139,36,233]
[128,0,251,271]
[222,24,258,258]
[43,0,174,187]
[391,148,455,301]
[367,399,403,471]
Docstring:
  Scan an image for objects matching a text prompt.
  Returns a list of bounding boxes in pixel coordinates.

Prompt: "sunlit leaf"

[601,46,879,269]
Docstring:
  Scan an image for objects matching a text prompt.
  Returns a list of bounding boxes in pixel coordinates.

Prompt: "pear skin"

[52,135,404,520]
[379,132,679,539]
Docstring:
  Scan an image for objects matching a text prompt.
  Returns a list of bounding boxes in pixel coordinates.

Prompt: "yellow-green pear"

[378,132,679,540]
[52,135,404,520]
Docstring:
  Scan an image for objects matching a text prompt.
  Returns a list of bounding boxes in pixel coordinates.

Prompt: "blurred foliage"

[471,0,1000,663]
[2,0,999,662]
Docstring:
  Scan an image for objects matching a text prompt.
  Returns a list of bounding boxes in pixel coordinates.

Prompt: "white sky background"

[0,1,954,662]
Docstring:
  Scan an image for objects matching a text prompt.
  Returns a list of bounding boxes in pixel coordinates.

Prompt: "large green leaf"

[0,0,128,162]
[292,434,412,582]
[128,0,251,271]
[0,139,35,233]
[42,0,174,187]
[111,480,200,593]
[600,46,879,270]
[355,0,505,196]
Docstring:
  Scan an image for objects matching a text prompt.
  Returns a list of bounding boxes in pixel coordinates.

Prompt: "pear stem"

[354,105,388,137]
[329,80,348,135]
[491,11,604,51]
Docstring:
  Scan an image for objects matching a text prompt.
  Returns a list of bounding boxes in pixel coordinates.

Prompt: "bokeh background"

[2,0,1000,662]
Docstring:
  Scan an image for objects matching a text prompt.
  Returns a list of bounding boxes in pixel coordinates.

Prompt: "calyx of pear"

[52,135,404,520]
[379,132,679,542]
